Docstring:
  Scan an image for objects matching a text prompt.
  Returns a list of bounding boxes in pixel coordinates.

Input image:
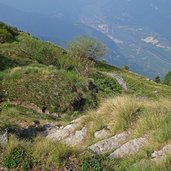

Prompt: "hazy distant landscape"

[1,0,171,78]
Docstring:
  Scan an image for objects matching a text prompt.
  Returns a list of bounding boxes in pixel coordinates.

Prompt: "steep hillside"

[1,23,171,171]
[1,1,171,78]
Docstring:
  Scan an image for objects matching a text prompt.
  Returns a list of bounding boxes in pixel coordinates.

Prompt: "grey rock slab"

[70,117,83,124]
[0,129,8,144]
[46,123,80,140]
[109,137,147,159]
[105,73,128,91]
[151,144,171,162]
[64,123,80,133]
[64,127,88,146]
[46,128,70,141]
[94,129,110,139]
[89,131,130,154]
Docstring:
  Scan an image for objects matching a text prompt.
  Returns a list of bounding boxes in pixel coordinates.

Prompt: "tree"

[68,36,107,76]
[164,71,171,86]
[68,36,107,60]
[154,75,161,83]
[123,65,129,71]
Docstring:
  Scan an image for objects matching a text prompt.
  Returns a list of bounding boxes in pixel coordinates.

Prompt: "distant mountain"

[1,0,171,78]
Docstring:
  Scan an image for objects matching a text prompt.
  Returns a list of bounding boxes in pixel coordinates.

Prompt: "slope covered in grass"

[97,61,171,99]
[1,22,171,170]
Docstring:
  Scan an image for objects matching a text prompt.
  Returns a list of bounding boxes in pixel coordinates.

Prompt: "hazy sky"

[0,0,86,13]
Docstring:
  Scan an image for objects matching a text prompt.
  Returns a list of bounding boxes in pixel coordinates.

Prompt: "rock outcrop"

[105,73,128,91]
[44,117,151,160]
[89,131,130,154]
[94,129,110,139]
[151,144,171,162]
[0,129,8,144]
[45,121,87,146]
[109,137,148,159]
[64,127,88,146]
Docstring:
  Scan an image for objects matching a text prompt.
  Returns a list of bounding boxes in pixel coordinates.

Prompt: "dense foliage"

[164,71,171,86]
[0,22,18,43]
[68,36,107,60]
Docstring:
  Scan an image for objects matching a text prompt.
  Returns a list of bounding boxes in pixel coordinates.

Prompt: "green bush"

[164,71,171,86]
[80,156,103,171]
[0,22,18,43]
[0,29,14,43]
[2,146,33,171]
[94,73,122,97]
[2,65,97,113]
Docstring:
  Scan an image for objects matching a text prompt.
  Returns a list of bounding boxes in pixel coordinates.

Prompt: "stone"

[151,144,171,162]
[105,73,128,91]
[64,127,88,146]
[63,123,80,133]
[94,129,110,139]
[89,131,130,154]
[46,123,81,141]
[46,128,70,141]
[0,129,8,144]
[109,137,147,159]
[42,123,57,136]
[70,117,83,124]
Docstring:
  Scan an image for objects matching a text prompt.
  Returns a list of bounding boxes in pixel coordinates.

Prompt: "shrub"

[123,65,129,70]
[80,156,103,171]
[93,73,122,97]
[0,22,18,43]
[2,146,33,171]
[154,75,161,83]
[0,29,14,43]
[2,66,97,113]
[164,71,171,86]
[68,36,107,60]
[31,137,76,167]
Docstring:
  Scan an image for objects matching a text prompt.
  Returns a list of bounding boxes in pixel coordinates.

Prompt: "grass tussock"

[81,95,142,141]
[31,136,76,167]
[1,135,78,170]
[133,99,171,143]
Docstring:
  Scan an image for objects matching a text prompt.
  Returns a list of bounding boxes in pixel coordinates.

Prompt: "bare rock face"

[46,123,80,141]
[45,121,87,146]
[105,73,128,91]
[89,131,130,154]
[0,129,8,144]
[151,144,171,162]
[94,129,110,139]
[109,137,147,159]
[64,127,88,146]
[46,128,70,141]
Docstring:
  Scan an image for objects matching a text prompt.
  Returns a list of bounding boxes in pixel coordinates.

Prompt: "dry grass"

[80,95,142,144]
[80,96,171,148]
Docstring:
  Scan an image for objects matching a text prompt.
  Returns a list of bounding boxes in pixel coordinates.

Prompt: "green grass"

[1,135,77,170]
[2,65,98,113]
[0,22,19,43]
[0,102,55,133]
[97,60,171,99]
[1,22,171,170]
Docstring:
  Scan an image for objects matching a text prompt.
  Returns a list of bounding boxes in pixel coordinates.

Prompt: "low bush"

[2,65,97,113]
[2,145,33,171]
[80,156,103,171]
[0,22,18,43]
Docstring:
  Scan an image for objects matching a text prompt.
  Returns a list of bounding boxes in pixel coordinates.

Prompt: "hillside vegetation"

[1,22,171,170]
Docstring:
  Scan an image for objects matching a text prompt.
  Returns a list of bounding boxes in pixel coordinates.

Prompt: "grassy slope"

[1,22,171,170]
[97,62,171,99]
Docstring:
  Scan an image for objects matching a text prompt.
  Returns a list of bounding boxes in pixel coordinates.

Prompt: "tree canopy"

[164,71,171,86]
[68,36,107,60]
